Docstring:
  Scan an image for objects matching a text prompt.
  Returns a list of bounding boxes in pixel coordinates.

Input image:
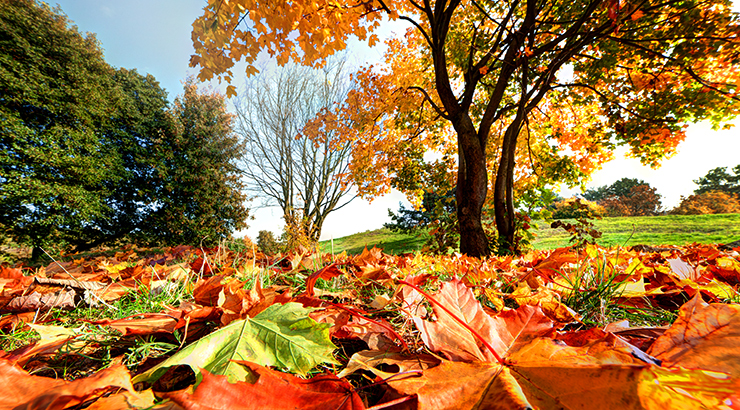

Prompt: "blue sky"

[52,1,740,240]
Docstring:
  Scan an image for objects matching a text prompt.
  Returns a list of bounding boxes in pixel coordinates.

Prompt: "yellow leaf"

[226,84,237,98]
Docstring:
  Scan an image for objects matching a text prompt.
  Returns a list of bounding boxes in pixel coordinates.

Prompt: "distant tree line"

[0,0,248,257]
[551,168,740,219]
[672,165,740,215]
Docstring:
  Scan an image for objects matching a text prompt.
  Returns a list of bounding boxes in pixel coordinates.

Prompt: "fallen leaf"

[133,302,338,385]
[409,279,555,362]
[305,263,344,297]
[647,294,740,376]
[0,358,142,409]
[162,363,364,410]
[337,349,439,379]
[6,289,76,311]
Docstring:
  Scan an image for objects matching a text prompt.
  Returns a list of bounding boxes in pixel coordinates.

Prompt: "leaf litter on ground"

[0,242,738,409]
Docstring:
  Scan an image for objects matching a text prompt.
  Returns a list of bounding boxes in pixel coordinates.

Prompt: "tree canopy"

[584,178,648,202]
[0,0,121,254]
[694,164,740,196]
[1,0,249,254]
[191,0,740,256]
[148,79,250,247]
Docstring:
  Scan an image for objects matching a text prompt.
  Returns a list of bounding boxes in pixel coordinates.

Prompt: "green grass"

[533,213,740,249]
[319,228,428,255]
[320,213,740,254]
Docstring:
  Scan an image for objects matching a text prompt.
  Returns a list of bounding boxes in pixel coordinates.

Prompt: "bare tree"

[235,59,355,242]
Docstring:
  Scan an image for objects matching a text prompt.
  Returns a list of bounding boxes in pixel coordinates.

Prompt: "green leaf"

[132,302,337,385]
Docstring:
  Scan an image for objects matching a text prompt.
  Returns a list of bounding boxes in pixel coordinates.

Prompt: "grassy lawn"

[320,213,740,254]
[319,228,428,255]
[534,213,740,249]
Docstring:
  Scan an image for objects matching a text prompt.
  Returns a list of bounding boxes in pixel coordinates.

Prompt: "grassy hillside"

[319,228,427,255]
[320,213,740,254]
[534,213,740,249]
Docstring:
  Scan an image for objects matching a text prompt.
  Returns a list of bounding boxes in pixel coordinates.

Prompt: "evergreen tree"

[694,165,740,196]
[147,80,249,247]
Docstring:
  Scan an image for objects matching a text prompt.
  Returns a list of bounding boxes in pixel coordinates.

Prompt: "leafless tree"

[235,59,355,242]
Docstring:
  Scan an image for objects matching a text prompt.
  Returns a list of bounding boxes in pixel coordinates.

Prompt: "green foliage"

[550,199,603,249]
[133,302,338,385]
[694,165,740,196]
[74,68,174,251]
[0,0,120,252]
[257,230,281,255]
[385,189,458,254]
[145,79,249,247]
[0,1,249,253]
[490,185,560,256]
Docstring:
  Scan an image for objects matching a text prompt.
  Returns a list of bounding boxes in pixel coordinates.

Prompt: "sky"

[52,0,740,241]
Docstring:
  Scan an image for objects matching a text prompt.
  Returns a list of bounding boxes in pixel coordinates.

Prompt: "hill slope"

[320,213,740,254]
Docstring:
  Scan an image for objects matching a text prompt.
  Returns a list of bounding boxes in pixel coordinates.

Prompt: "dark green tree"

[0,0,119,257]
[583,178,648,202]
[0,1,250,254]
[147,80,250,247]
[694,165,740,196]
[71,68,175,251]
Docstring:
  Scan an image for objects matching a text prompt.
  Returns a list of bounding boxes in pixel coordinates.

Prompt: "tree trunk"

[31,246,44,261]
[456,125,489,257]
[494,118,523,252]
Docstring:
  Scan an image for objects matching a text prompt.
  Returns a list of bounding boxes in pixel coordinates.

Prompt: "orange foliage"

[3,242,740,407]
[670,191,740,215]
[600,185,663,216]
[552,197,606,219]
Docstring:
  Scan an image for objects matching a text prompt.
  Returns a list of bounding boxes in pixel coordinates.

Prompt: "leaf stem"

[398,280,504,364]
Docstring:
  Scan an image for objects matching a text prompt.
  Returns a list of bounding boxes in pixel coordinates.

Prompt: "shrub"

[552,198,606,219]
[281,212,318,252]
[257,230,282,255]
[669,191,740,215]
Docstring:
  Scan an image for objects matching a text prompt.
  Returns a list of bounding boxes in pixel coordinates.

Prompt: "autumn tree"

[191,0,740,256]
[670,190,740,215]
[583,178,662,216]
[584,178,647,202]
[256,230,281,255]
[599,184,663,216]
[551,197,605,219]
[234,61,355,243]
[694,165,740,196]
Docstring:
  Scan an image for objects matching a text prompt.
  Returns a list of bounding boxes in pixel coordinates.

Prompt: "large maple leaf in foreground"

[347,279,740,409]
